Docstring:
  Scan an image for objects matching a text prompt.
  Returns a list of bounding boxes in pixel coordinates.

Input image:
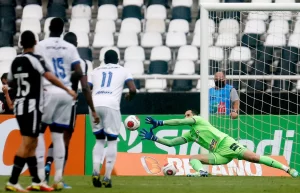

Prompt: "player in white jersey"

[88,50,136,188]
[34,18,100,190]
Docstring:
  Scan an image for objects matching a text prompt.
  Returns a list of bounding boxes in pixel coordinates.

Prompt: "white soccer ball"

[124,115,140,131]
[162,163,177,176]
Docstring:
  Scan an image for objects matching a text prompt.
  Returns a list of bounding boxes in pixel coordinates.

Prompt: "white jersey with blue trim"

[35,37,81,87]
[88,63,133,110]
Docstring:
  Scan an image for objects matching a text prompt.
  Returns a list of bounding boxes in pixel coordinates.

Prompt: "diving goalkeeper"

[139,110,298,177]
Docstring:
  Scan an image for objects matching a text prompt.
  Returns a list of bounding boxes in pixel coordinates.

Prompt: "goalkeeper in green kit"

[139,110,298,177]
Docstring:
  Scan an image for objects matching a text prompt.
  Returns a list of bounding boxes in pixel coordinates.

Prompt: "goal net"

[202,5,300,175]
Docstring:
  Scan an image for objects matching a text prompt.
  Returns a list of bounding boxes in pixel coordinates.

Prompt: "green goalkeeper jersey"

[182,116,228,152]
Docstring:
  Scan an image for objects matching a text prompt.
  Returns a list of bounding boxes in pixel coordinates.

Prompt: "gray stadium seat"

[0,0,16,6]
[0,17,16,35]
[73,0,93,6]
[147,0,168,7]
[172,80,193,91]
[21,0,41,6]
[0,32,13,47]
[47,3,67,22]
[48,0,68,8]
[122,5,142,20]
[98,0,118,6]
[77,48,93,62]
[149,61,168,74]
[171,6,191,22]
[0,6,16,19]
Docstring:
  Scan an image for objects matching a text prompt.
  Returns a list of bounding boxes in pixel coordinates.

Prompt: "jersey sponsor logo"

[209,139,218,151]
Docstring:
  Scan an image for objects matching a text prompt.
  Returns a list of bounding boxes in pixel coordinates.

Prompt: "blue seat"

[147,0,169,8]
[149,61,168,74]
[0,17,16,35]
[73,0,93,6]
[47,4,67,22]
[48,0,68,8]
[0,6,16,19]
[172,80,192,91]
[77,48,93,62]
[122,5,142,20]
[171,6,191,22]
[0,32,13,47]
[0,0,17,7]
[21,0,42,6]
[98,0,118,6]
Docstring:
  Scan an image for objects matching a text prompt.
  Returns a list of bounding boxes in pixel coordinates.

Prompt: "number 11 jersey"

[88,63,133,110]
[35,37,81,87]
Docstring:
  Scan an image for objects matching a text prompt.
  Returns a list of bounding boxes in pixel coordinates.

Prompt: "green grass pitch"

[0,176,300,193]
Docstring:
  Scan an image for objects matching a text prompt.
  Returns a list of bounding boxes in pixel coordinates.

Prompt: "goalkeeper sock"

[259,156,289,172]
[190,159,204,172]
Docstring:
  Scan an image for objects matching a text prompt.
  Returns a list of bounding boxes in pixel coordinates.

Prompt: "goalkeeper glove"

[145,116,163,129]
[139,128,158,141]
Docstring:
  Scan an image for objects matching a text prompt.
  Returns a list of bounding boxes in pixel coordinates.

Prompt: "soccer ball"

[162,163,177,176]
[124,115,140,131]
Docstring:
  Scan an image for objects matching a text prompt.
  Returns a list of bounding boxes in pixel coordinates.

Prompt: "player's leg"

[242,150,298,177]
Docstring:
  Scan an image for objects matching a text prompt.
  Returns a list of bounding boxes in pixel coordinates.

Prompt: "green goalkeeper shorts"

[208,136,247,165]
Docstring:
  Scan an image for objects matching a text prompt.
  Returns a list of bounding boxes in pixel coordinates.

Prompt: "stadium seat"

[78,47,93,61]
[196,80,215,90]
[247,11,269,21]
[166,32,187,47]
[0,60,12,74]
[147,0,168,7]
[124,46,145,61]
[120,18,141,33]
[293,21,300,34]
[18,32,39,48]
[194,19,215,35]
[122,5,142,20]
[47,4,67,22]
[0,5,16,19]
[72,4,92,20]
[244,20,266,34]
[173,60,195,75]
[177,45,198,61]
[117,32,138,48]
[69,19,90,34]
[95,20,116,33]
[124,61,144,75]
[149,60,168,74]
[22,4,43,20]
[171,6,191,22]
[98,0,118,6]
[168,19,189,33]
[145,79,167,92]
[0,32,14,47]
[275,0,295,3]
[97,5,118,20]
[20,19,41,34]
[44,17,54,34]
[93,32,114,48]
[264,33,286,47]
[21,0,42,6]
[86,60,93,74]
[209,46,224,61]
[215,33,237,47]
[192,33,214,47]
[73,32,89,47]
[72,0,93,6]
[99,46,120,61]
[251,0,271,2]
[146,5,167,20]
[0,47,16,61]
[218,19,239,34]
[141,32,163,48]
[267,20,289,34]
[0,17,16,35]
[0,0,17,6]
[172,0,192,7]
[241,34,262,48]
[172,80,193,91]
[271,11,292,21]
[228,46,251,76]
[123,0,143,7]
[145,19,166,33]
[288,34,300,48]
[225,0,244,2]
[48,0,68,8]
[150,46,171,61]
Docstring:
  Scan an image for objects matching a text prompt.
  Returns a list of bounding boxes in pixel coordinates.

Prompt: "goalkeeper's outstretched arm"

[156,137,187,147]
[163,118,195,126]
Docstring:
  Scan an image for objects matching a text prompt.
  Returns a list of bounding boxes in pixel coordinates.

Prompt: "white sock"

[51,132,65,183]
[105,140,117,179]
[92,140,106,175]
[36,134,45,181]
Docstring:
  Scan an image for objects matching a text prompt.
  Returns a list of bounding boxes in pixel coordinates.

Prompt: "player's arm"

[125,79,136,101]
[145,116,195,129]
[139,128,187,147]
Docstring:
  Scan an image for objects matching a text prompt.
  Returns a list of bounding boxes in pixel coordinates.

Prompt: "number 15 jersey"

[35,37,81,87]
[88,63,133,110]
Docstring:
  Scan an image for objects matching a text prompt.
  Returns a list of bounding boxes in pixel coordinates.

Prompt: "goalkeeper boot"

[26,181,54,192]
[102,177,112,188]
[187,170,208,177]
[287,168,298,178]
[92,171,102,188]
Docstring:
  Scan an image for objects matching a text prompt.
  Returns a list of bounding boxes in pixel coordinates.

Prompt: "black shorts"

[16,110,42,137]
[65,102,77,133]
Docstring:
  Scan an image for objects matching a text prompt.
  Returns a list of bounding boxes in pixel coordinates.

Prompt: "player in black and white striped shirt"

[5,31,76,192]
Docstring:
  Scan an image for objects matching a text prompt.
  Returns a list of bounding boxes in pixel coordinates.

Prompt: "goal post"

[200,3,300,172]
